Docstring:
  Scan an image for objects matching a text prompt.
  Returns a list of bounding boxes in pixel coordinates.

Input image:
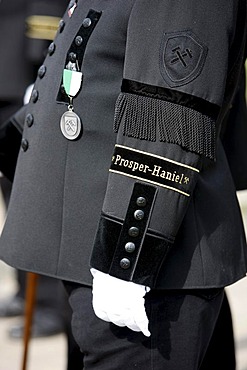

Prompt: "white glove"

[90,268,151,337]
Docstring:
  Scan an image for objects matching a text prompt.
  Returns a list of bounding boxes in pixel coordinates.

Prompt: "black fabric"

[221,75,247,191]
[110,145,199,196]
[121,79,220,119]
[200,293,236,370]
[0,119,22,181]
[57,9,102,104]
[91,210,171,287]
[108,182,159,284]
[0,105,26,181]
[62,280,85,370]
[64,283,225,370]
[114,92,216,160]
[64,9,102,70]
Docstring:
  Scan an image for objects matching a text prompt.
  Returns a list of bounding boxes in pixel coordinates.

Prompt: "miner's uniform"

[0,0,247,368]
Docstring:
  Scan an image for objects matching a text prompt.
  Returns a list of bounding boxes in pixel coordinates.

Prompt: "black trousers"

[63,283,233,370]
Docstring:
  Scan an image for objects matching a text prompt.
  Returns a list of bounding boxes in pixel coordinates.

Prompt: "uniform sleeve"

[90,0,246,287]
[221,74,247,191]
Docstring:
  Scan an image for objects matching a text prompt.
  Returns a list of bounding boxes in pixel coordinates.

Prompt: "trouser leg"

[64,283,224,370]
[200,292,236,369]
[62,282,84,370]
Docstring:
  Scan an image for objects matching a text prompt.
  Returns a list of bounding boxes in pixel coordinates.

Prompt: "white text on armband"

[109,145,199,196]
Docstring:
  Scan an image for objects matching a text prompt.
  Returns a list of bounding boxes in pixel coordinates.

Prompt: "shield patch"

[160,31,208,87]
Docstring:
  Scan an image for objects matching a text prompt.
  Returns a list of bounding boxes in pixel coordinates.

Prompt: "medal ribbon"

[63,69,82,97]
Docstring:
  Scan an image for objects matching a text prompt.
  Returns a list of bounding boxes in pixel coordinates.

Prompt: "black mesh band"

[114,91,216,160]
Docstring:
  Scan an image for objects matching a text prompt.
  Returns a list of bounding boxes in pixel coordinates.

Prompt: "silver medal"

[60,110,81,140]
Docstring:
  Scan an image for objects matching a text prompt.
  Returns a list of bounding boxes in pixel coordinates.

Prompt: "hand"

[90,268,151,337]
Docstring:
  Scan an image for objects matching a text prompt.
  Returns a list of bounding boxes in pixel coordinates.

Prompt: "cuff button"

[134,210,145,220]
[128,227,139,237]
[136,197,146,207]
[120,258,131,269]
[125,242,136,253]
[74,35,83,46]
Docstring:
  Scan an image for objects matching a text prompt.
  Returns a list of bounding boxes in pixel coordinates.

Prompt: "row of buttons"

[21,14,96,152]
[47,18,66,57]
[57,10,101,104]
[21,20,56,151]
[67,19,92,63]
[21,55,45,151]
[64,15,96,69]
[108,183,157,280]
[120,196,147,270]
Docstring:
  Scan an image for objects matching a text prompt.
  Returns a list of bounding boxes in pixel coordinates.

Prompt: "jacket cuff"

[91,182,172,287]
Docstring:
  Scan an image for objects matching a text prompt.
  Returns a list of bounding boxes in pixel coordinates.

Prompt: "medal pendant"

[60,110,81,140]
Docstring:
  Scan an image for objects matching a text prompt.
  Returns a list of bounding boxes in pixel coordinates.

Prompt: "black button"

[125,242,136,253]
[120,258,131,270]
[25,113,34,127]
[69,52,77,62]
[31,89,39,103]
[74,35,83,46]
[48,42,56,56]
[136,197,147,207]
[38,65,46,78]
[82,17,92,28]
[21,138,29,152]
[59,19,65,33]
[134,210,145,220]
[128,227,139,238]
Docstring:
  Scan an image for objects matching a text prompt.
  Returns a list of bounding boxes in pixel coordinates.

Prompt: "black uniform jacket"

[0,0,247,289]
